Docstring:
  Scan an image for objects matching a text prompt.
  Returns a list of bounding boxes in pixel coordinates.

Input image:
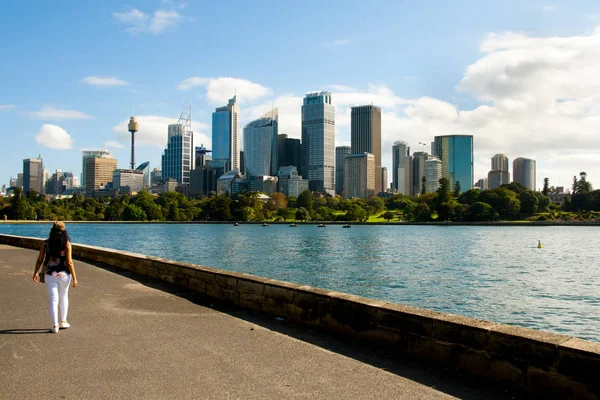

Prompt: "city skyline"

[2,1,600,191]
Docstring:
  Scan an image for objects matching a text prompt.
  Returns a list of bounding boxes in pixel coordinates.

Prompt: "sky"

[1,0,600,191]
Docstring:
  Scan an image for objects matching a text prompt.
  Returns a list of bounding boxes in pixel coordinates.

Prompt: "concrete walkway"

[0,245,520,400]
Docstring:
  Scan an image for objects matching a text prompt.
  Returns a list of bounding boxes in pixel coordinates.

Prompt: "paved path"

[0,245,521,400]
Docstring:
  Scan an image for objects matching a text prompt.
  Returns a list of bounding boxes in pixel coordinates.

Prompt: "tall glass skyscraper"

[243,109,278,177]
[161,112,193,186]
[277,134,301,170]
[335,146,351,196]
[351,105,382,193]
[392,141,410,195]
[433,135,473,193]
[301,91,335,194]
[212,96,240,171]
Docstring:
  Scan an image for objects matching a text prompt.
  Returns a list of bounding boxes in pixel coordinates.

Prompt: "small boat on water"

[343,224,351,228]
[289,223,297,227]
[233,222,240,226]
[262,223,269,227]
[317,223,326,228]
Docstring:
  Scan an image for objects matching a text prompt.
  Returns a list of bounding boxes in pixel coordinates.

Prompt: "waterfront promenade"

[0,245,518,400]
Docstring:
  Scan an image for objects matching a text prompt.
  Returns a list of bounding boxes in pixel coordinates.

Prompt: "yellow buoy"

[537,240,543,249]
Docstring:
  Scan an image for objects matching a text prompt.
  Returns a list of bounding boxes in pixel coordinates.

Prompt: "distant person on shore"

[32,221,78,333]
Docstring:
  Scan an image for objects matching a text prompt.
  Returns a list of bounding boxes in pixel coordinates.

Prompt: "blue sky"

[2,0,600,191]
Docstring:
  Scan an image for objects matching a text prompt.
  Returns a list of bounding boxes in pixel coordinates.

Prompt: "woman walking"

[33,222,78,333]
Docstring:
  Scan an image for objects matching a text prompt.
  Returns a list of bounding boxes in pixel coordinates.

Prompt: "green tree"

[414,203,431,221]
[345,204,367,221]
[466,202,496,221]
[381,211,395,221]
[295,207,311,221]
[458,189,480,205]
[542,178,550,196]
[8,188,35,220]
[297,190,313,212]
[454,180,461,196]
[421,176,427,195]
[436,178,452,206]
[314,206,333,221]
[367,196,385,214]
[122,204,147,221]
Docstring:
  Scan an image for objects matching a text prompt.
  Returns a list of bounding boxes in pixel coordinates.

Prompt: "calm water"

[2,223,599,342]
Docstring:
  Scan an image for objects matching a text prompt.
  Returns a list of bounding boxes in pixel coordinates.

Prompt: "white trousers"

[45,273,72,326]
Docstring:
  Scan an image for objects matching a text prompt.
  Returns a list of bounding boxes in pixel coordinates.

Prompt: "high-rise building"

[112,169,144,194]
[82,151,104,189]
[243,109,278,178]
[23,157,43,194]
[392,141,411,195]
[161,107,193,186]
[344,153,375,199]
[412,152,428,195]
[492,154,509,172]
[335,146,351,196]
[475,178,488,190]
[424,156,442,193]
[301,91,335,194]
[277,166,309,197]
[351,105,382,193]
[212,96,240,171]
[433,135,473,193]
[381,167,388,193]
[85,150,117,194]
[136,161,151,187]
[277,134,301,170]
[513,157,536,191]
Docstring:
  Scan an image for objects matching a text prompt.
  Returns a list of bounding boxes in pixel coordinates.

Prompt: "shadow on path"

[0,328,50,334]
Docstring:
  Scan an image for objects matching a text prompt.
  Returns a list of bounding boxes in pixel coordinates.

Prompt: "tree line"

[1,173,597,223]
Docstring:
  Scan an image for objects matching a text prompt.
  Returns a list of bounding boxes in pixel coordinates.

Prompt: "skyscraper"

[82,150,104,189]
[392,141,411,195]
[344,153,375,199]
[162,107,193,186]
[488,154,510,189]
[23,157,43,193]
[424,156,442,193]
[433,135,473,193]
[85,150,117,194]
[351,105,382,193]
[412,151,428,195]
[243,108,278,177]
[513,157,536,190]
[381,167,388,192]
[212,96,240,171]
[335,146,351,196]
[301,91,335,194]
[277,134,301,170]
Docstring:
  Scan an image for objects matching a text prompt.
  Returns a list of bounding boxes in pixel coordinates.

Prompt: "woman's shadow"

[0,328,51,334]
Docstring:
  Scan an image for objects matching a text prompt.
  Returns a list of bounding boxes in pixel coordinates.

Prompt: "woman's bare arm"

[32,243,45,282]
[66,242,78,287]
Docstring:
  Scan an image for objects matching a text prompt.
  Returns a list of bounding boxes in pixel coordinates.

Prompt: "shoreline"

[1,220,600,226]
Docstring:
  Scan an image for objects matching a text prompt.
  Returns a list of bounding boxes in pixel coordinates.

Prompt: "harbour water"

[2,223,599,342]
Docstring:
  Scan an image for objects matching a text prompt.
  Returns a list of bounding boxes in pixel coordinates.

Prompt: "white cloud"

[178,76,273,105]
[321,39,351,49]
[112,7,186,35]
[80,76,130,87]
[27,106,93,120]
[35,124,73,150]
[0,104,15,111]
[112,115,210,150]
[104,141,125,149]
[542,5,556,13]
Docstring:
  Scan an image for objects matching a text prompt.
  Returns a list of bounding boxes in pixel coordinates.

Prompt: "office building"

[135,161,151,187]
[23,157,44,194]
[85,151,117,194]
[492,154,509,172]
[433,135,473,193]
[249,175,278,195]
[217,170,242,196]
[344,153,375,199]
[488,154,510,189]
[424,156,442,193]
[335,146,351,196]
[112,169,144,194]
[81,150,104,189]
[513,157,536,191]
[392,141,411,195]
[301,91,335,194]
[212,96,240,171]
[150,169,162,185]
[381,167,388,193]
[351,105,382,193]
[475,178,488,190]
[277,166,309,197]
[277,134,301,170]
[412,152,428,195]
[162,107,194,186]
[244,108,278,178]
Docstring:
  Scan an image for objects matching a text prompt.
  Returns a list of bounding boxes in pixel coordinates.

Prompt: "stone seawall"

[2,234,598,399]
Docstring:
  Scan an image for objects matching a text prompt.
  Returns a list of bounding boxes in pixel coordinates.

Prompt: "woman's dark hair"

[47,222,70,256]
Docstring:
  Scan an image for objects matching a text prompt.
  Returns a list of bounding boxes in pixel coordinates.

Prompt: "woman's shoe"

[50,326,59,333]
[59,321,70,329]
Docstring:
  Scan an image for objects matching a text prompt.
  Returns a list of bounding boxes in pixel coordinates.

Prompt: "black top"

[44,241,69,275]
